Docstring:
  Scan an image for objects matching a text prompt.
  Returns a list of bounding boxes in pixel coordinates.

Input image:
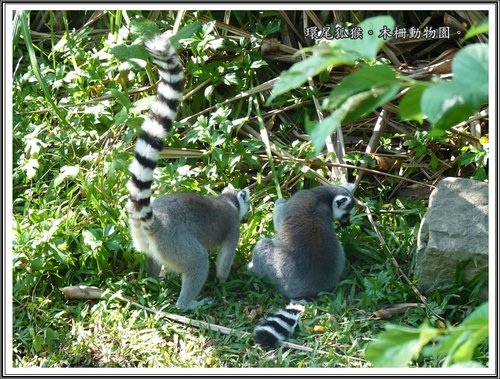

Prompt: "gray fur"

[126,33,251,310]
[143,188,250,310]
[249,184,355,346]
[249,184,355,299]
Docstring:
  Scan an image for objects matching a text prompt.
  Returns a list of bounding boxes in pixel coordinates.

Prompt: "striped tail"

[253,303,305,348]
[126,34,184,228]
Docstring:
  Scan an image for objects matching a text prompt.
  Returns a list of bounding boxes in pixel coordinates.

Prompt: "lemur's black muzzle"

[339,215,351,228]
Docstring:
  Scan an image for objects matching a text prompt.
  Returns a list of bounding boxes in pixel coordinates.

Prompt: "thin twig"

[257,149,436,189]
[180,78,278,123]
[356,205,445,323]
[59,285,327,355]
[299,43,345,182]
[353,109,388,192]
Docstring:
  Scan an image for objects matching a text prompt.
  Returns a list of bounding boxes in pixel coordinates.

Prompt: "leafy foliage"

[268,15,396,102]
[365,302,488,367]
[420,43,488,136]
[11,9,489,369]
[269,16,488,150]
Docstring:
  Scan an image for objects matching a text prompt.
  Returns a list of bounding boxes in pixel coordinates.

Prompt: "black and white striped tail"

[126,34,184,228]
[253,303,305,348]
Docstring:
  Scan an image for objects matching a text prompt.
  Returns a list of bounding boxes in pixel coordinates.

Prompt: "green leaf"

[49,243,69,266]
[343,84,400,123]
[308,65,400,152]
[309,84,399,152]
[399,84,428,123]
[268,16,395,102]
[422,43,488,137]
[457,152,476,167]
[427,104,476,138]
[114,106,129,125]
[452,43,488,106]
[462,18,489,42]
[421,81,475,137]
[424,303,488,365]
[31,257,44,271]
[364,322,440,367]
[250,59,267,69]
[332,16,396,60]
[307,111,342,152]
[451,332,479,363]
[129,18,160,40]
[421,81,462,124]
[170,21,203,49]
[82,229,103,251]
[130,95,155,116]
[325,64,398,109]
[110,44,150,65]
[109,88,131,109]
[268,51,358,102]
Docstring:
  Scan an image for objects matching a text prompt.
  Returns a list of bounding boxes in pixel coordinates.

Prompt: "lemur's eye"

[336,197,348,208]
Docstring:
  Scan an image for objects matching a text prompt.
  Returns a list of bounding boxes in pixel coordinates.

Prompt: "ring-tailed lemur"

[249,184,355,347]
[126,33,250,310]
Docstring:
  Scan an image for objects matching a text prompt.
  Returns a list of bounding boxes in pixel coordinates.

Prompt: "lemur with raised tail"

[126,34,250,310]
[249,184,355,347]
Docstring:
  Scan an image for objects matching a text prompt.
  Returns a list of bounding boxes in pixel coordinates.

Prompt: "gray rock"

[415,177,489,301]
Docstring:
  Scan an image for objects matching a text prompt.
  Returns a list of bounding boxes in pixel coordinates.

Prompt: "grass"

[10,9,489,370]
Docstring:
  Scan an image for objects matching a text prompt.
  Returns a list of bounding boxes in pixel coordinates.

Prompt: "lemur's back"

[151,192,241,250]
[271,188,346,298]
[249,184,355,347]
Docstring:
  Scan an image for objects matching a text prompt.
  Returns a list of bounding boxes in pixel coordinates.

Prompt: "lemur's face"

[332,190,356,227]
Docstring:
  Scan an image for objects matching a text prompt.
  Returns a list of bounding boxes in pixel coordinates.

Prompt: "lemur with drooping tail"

[249,184,355,346]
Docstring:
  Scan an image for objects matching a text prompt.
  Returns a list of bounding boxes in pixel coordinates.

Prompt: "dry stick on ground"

[59,285,328,355]
[278,11,304,43]
[187,13,253,39]
[303,10,325,30]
